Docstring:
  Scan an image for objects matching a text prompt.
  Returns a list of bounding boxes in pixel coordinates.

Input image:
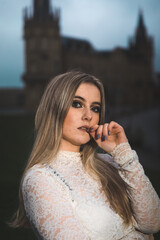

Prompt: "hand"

[89,121,128,153]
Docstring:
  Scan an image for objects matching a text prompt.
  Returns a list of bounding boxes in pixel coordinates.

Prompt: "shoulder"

[22,165,71,204]
[22,164,55,192]
[96,153,119,168]
[23,164,47,180]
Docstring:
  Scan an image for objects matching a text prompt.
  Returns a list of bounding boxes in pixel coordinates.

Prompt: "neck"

[59,141,80,152]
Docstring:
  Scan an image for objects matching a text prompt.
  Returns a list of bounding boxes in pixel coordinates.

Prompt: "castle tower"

[22,0,62,111]
[136,10,148,44]
[128,10,155,107]
[129,10,154,65]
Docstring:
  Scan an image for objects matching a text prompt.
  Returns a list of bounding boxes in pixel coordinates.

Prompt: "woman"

[13,71,160,239]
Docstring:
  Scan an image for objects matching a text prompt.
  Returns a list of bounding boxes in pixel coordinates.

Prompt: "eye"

[72,100,82,108]
[91,106,101,113]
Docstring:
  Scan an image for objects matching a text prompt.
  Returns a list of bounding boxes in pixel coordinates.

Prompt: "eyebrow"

[74,96,101,106]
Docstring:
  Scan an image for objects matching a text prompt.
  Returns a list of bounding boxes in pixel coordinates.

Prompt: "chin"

[79,137,91,145]
[73,136,90,146]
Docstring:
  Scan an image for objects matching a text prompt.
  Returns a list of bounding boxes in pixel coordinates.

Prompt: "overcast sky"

[0,0,160,87]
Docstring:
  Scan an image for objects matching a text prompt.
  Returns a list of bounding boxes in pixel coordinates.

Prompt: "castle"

[1,0,159,113]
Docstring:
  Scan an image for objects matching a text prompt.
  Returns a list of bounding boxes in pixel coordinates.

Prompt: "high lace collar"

[58,150,81,158]
[51,150,82,167]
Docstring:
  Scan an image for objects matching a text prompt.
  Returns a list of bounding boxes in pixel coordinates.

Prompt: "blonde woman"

[12,71,160,239]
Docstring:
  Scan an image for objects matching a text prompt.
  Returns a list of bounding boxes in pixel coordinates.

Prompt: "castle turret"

[135,10,147,44]
[129,10,154,64]
[128,10,155,108]
[33,0,50,19]
[22,0,62,112]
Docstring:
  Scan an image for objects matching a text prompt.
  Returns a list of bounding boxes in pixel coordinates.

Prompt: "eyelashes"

[72,100,82,108]
[91,106,101,113]
[72,100,101,113]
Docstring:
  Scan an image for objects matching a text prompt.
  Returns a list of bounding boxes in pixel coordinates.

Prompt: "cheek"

[63,109,73,125]
[93,113,100,124]
[62,110,78,132]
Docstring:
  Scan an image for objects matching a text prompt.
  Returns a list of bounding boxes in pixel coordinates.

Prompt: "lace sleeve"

[111,142,160,234]
[22,167,88,240]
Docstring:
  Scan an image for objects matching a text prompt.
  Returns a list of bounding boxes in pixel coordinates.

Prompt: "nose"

[82,108,92,121]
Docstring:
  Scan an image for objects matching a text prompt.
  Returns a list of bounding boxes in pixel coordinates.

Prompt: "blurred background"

[0,0,160,239]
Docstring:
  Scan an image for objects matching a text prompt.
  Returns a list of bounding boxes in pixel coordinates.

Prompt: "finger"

[108,121,122,135]
[102,123,109,141]
[89,124,99,139]
[95,125,103,140]
[89,124,99,132]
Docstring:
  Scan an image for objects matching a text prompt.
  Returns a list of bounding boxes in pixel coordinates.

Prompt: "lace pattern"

[22,145,160,240]
[111,143,160,233]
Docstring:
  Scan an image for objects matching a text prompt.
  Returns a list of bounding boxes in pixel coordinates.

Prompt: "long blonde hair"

[12,71,133,227]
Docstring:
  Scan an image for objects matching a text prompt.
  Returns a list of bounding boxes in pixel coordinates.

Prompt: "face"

[60,83,101,152]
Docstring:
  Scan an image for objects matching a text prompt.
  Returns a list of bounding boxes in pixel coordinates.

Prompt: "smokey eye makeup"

[91,106,101,113]
[72,100,82,108]
[72,100,101,113]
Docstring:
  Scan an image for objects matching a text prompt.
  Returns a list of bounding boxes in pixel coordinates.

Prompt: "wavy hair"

[11,71,133,227]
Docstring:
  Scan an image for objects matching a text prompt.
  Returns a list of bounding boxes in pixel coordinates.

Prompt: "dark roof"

[61,36,93,52]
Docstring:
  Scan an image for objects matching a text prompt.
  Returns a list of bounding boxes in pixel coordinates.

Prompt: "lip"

[78,125,90,133]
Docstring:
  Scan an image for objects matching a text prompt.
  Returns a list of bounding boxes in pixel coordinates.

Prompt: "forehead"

[75,83,101,102]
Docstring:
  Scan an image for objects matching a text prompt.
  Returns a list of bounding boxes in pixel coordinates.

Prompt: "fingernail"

[97,134,100,139]
[108,130,111,136]
[103,135,107,141]
[90,128,94,132]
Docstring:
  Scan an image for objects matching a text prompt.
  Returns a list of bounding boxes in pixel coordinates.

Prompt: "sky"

[0,0,160,87]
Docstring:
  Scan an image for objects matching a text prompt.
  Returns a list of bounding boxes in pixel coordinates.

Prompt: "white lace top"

[22,143,160,240]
